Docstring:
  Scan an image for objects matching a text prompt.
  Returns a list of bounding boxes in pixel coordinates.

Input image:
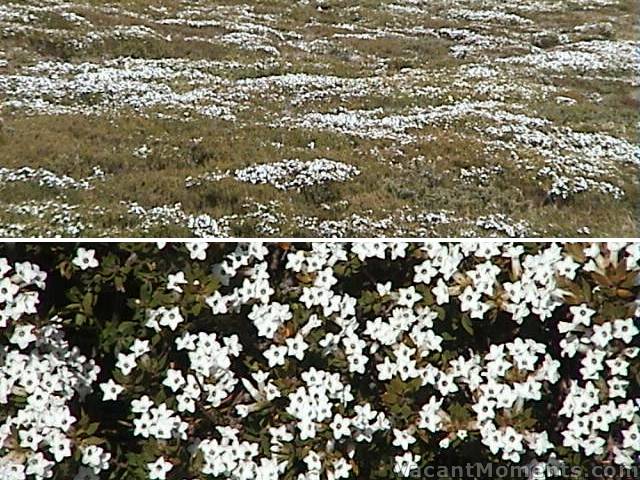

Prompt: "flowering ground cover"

[0,0,638,236]
[0,241,638,479]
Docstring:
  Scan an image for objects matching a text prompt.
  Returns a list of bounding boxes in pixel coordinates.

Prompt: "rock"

[532,31,560,49]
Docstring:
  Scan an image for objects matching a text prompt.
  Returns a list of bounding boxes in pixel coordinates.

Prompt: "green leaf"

[75,313,86,326]
[461,315,474,335]
[82,292,94,315]
[85,422,100,436]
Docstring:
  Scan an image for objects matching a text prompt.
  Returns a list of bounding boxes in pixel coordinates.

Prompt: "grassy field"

[0,0,638,237]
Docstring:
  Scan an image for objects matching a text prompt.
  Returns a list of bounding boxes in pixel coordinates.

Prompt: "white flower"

[205,291,228,315]
[622,423,640,450]
[590,322,612,348]
[27,452,54,478]
[10,324,37,349]
[583,435,606,456]
[131,395,154,414]
[100,379,124,401]
[0,258,10,277]
[163,369,186,392]
[569,303,595,327]
[414,260,437,284]
[330,457,352,480]
[607,377,629,399]
[286,334,308,361]
[397,286,422,308]
[19,428,42,451]
[167,271,187,292]
[392,428,416,450]
[49,433,72,462]
[297,418,317,440]
[264,344,288,368]
[472,397,496,423]
[606,357,629,376]
[528,432,553,456]
[560,335,580,357]
[433,278,449,305]
[613,318,638,344]
[376,281,392,296]
[158,306,184,331]
[418,398,443,432]
[394,452,420,477]
[330,414,351,440]
[148,457,173,480]
[377,357,397,381]
[116,353,137,376]
[131,339,150,358]
[347,352,368,374]
[436,373,458,396]
[580,349,605,379]
[81,445,110,474]
[185,242,208,260]
[459,286,481,312]
[0,277,19,303]
[72,248,99,270]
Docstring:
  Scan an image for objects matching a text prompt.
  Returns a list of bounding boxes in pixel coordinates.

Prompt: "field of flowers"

[0,0,638,236]
[0,241,638,479]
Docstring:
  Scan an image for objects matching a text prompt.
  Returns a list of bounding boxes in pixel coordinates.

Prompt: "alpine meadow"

[0,0,638,237]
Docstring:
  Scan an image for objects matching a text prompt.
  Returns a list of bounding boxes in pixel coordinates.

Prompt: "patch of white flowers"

[123,202,231,237]
[0,259,101,480]
[1,242,639,479]
[0,166,105,191]
[186,158,360,191]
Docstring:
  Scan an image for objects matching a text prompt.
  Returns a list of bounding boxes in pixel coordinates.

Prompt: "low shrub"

[0,242,638,479]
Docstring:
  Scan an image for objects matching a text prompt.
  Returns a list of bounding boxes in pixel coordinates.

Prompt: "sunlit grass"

[0,0,638,236]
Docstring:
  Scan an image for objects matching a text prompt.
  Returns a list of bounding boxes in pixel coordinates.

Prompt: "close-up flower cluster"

[0,242,638,479]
